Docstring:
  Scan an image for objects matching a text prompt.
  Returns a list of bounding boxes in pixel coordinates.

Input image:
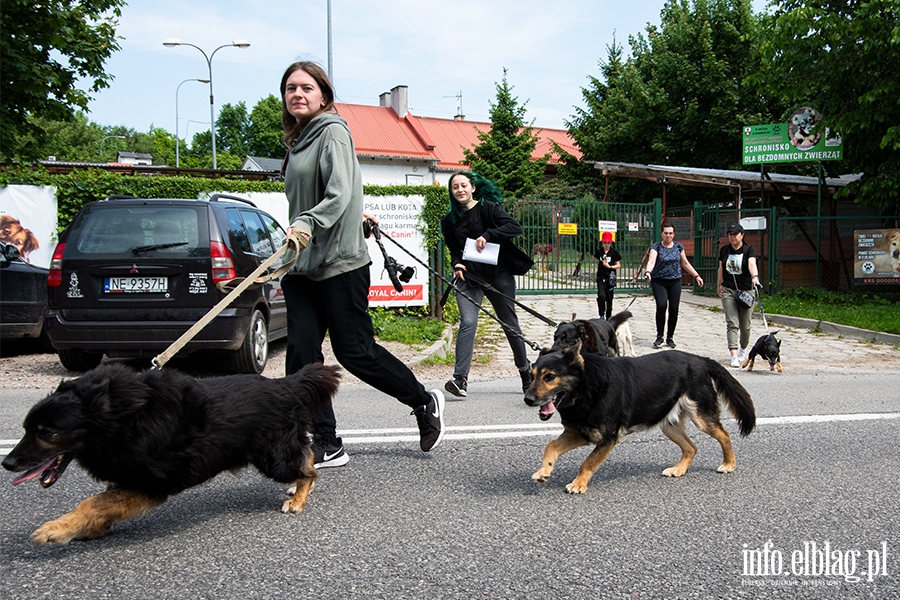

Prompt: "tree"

[248,95,286,158]
[753,0,900,215]
[463,69,549,198]
[561,0,782,204]
[1,0,124,161]
[215,102,250,157]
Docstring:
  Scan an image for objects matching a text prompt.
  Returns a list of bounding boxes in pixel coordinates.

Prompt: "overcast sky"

[86,0,770,141]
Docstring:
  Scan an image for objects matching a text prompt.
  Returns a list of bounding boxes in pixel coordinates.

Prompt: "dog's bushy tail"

[706,359,756,436]
[608,310,633,331]
[285,363,342,417]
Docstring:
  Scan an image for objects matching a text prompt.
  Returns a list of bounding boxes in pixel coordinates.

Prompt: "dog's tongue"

[11,457,59,486]
[539,399,557,421]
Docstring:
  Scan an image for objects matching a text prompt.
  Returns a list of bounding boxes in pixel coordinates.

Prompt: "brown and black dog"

[742,331,782,373]
[524,343,755,494]
[2,362,340,544]
[551,310,633,358]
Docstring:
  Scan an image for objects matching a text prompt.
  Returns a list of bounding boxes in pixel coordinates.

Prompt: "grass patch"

[761,288,900,334]
[422,353,455,366]
[370,308,446,345]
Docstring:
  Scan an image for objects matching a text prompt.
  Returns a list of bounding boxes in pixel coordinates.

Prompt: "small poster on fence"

[853,229,900,285]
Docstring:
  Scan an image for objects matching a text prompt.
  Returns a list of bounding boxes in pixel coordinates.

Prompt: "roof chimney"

[454,114,466,121]
[379,92,391,107]
[390,85,408,118]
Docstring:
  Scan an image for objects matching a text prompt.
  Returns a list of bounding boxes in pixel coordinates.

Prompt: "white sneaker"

[737,347,747,361]
[730,355,741,368]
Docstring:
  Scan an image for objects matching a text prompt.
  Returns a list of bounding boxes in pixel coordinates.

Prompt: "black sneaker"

[412,390,445,452]
[313,442,349,468]
[666,338,676,348]
[519,365,534,393]
[652,336,663,349]
[444,377,467,398]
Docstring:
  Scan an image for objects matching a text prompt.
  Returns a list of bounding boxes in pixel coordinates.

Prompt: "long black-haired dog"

[742,331,782,372]
[524,343,755,494]
[552,310,633,358]
[2,362,340,544]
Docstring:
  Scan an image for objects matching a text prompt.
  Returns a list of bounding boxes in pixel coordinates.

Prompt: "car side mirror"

[1,243,20,266]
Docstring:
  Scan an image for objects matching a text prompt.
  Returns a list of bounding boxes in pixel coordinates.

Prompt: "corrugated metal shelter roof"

[593,161,861,196]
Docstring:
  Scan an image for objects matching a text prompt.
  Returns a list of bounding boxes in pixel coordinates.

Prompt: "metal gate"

[503,197,660,296]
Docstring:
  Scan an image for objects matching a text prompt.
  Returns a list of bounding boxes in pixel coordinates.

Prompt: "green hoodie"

[285,112,371,281]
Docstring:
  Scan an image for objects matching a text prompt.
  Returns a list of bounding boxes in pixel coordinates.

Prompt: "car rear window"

[68,205,206,257]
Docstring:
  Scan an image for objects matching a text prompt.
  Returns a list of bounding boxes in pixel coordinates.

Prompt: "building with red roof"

[333,85,579,186]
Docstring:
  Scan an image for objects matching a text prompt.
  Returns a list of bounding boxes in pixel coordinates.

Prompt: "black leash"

[461,272,557,327]
[366,220,549,352]
[754,286,770,334]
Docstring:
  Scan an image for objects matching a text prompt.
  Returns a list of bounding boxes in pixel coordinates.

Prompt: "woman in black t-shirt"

[593,231,621,320]
[716,222,761,368]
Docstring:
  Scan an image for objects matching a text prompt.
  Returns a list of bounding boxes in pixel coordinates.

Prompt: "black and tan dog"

[524,343,755,494]
[552,310,633,358]
[742,331,782,372]
[2,362,340,544]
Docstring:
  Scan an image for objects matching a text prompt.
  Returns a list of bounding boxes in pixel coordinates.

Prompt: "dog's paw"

[285,484,297,496]
[662,466,686,477]
[281,497,307,514]
[564,481,588,494]
[717,463,736,474]
[31,520,79,545]
[532,470,551,484]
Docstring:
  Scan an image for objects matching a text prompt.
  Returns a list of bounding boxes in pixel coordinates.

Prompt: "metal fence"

[499,197,660,295]
[673,207,899,293]
[435,198,899,305]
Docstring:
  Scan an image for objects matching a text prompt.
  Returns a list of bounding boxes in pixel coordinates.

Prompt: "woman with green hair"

[440,171,534,398]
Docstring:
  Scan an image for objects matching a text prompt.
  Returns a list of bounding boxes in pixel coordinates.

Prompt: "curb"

[405,323,453,367]
[682,294,900,346]
[758,313,900,346]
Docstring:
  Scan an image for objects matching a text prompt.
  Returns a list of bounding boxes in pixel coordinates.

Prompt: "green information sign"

[742,107,843,165]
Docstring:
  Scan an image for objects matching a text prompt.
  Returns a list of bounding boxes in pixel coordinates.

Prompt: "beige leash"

[151,241,299,370]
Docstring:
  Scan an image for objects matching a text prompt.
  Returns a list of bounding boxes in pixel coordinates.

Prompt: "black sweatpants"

[650,277,682,339]
[282,266,429,444]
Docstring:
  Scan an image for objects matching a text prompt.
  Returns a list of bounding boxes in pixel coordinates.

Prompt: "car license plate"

[104,276,168,293]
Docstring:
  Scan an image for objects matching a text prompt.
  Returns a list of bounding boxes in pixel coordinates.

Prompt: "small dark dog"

[742,331,782,372]
[552,310,633,358]
[2,362,340,544]
[525,343,755,494]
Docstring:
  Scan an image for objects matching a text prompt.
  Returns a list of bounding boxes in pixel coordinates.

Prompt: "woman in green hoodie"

[279,61,445,467]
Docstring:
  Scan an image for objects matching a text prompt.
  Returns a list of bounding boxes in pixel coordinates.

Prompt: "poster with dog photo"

[854,229,900,285]
[0,184,58,268]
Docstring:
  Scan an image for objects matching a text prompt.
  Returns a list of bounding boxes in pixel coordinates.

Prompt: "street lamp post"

[100,135,126,161]
[175,78,209,168]
[162,38,250,169]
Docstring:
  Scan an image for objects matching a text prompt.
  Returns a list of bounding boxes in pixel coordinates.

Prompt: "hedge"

[1,165,450,251]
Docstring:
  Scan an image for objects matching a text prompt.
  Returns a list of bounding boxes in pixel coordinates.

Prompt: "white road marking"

[1,413,898,457]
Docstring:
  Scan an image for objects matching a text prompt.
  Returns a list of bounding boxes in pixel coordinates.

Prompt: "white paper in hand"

[462,238,500,265]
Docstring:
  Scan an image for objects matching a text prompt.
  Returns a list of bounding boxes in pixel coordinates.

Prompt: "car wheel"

[57,348,103,372]
[229,309,269,374]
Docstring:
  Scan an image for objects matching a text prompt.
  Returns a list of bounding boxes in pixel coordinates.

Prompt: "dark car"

[0,241,52,350]
[44,194,289,374]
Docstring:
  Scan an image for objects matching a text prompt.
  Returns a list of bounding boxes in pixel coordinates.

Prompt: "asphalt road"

[1,368,898,599]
